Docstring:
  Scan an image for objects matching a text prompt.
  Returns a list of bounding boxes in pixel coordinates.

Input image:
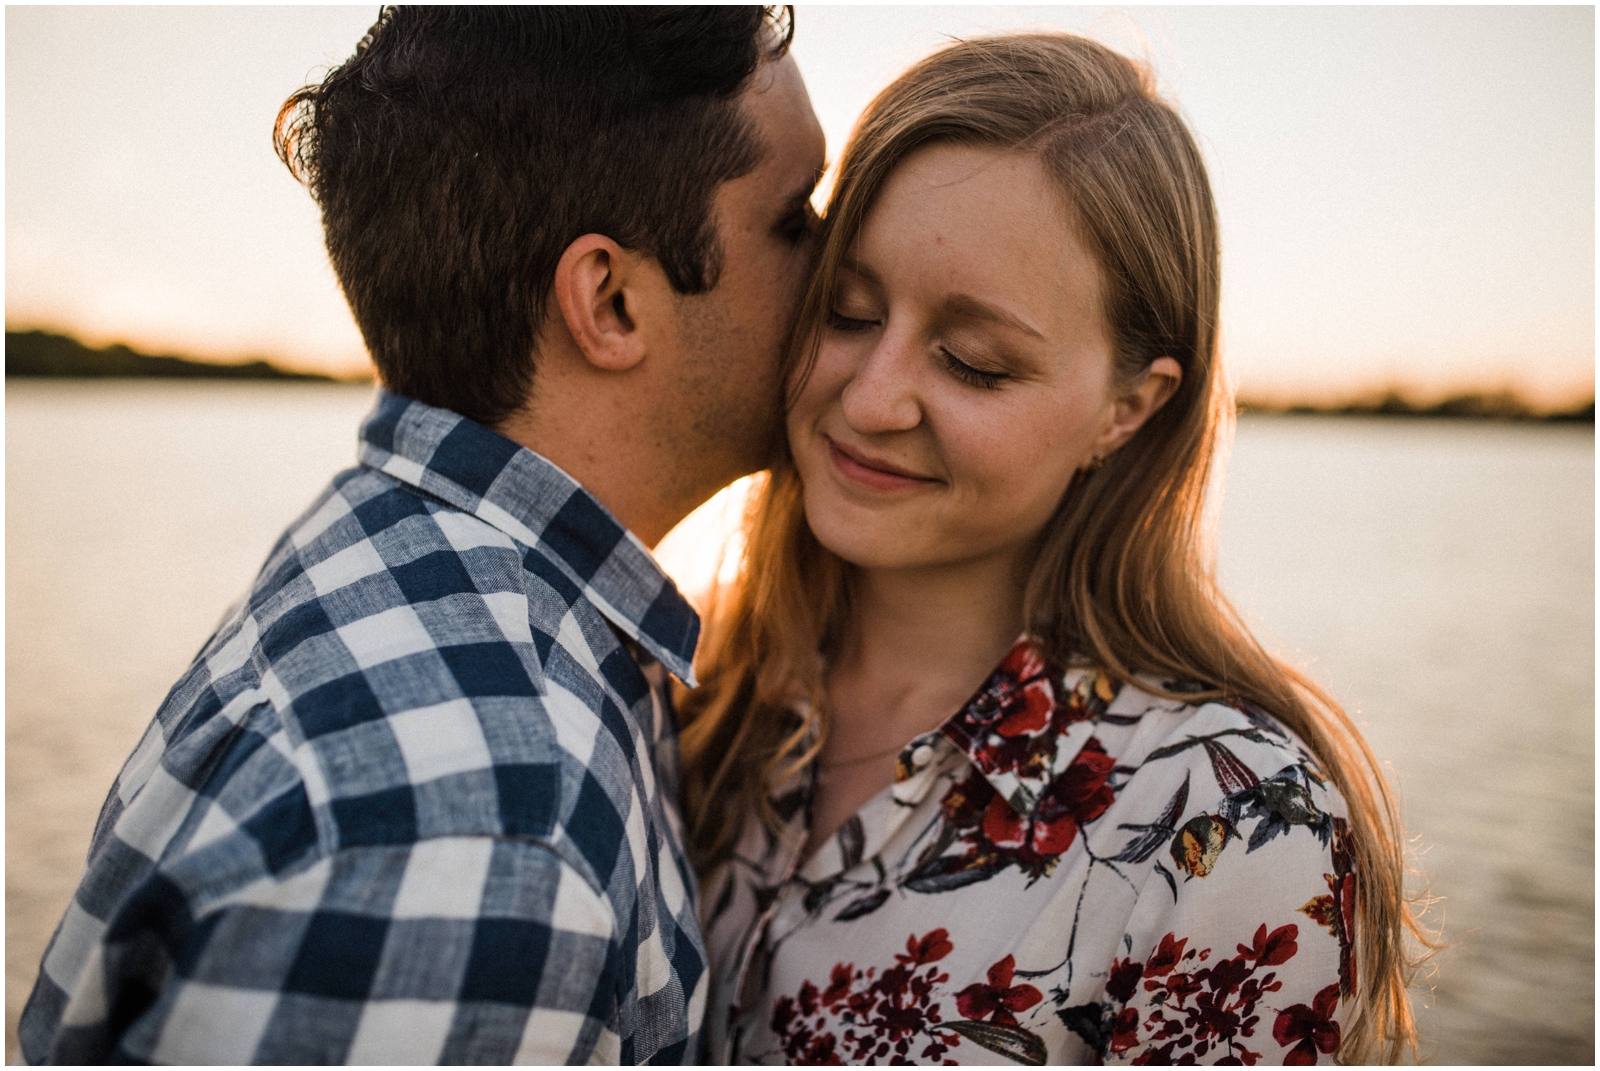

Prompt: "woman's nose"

[838,333,922,434]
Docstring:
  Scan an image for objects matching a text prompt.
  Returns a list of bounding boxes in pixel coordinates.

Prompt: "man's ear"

[552,234,648,373]
[1095,356,1183,457]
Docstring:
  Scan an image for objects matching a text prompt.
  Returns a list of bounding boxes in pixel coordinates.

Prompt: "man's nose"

[839,332,922,434]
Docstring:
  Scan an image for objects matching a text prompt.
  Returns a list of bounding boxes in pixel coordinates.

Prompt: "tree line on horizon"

[1237,390,1594,424]
[4,329,342,382]
[5,328,1591,423]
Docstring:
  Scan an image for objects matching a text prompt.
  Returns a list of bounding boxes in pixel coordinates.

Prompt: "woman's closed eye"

[827,308,1009,389]
[940,346,1007,390]
[826,308,880,331]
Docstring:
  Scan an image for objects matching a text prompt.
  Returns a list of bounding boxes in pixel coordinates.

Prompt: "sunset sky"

[6,5,1594,405]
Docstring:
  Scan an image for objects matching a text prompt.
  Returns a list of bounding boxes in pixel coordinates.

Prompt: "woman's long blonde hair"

[679,33,1428,1063]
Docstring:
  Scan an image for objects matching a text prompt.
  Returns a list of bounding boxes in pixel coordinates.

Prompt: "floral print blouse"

[701,639,1356,1065]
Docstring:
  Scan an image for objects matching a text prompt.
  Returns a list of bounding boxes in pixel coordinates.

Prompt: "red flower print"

[942,643,1123,788]
[1106,957,1144,1003]
[1324,818,1359,994]
[900,928,954,966]
[800,1032,843,1065]
[1108,1006,1141,1054]
[822,963,854,1010]
[1144,933,1189,979]
[993,677,1053,737]
[1238,923,1299,967]
[1273,984,1342,1064]
[961,738,1118,878]
[965,642,1055,737]
[1205,954,1253,995]
[982,786,1081,857]
[1110,926,1312,1063]
[770,932,964,1064]
[954,954,1043,1027]
[982,791,1030,849]
[974,729,1057,781]
[1036,738,1116,825]
[771,994,797,1036]
[944,641,1079,782]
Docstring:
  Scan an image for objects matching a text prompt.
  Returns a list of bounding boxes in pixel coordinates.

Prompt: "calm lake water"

[6,381,1593,1063]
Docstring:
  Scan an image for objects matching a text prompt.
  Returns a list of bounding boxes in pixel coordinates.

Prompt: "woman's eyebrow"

[939,293,1045,339]
[837,256,878,285]
[839,258,1045,338]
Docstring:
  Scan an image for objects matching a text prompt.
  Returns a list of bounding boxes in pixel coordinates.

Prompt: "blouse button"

[911,743,935,768]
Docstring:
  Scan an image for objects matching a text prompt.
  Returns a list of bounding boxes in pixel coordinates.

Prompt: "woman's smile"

[824,436,940,492]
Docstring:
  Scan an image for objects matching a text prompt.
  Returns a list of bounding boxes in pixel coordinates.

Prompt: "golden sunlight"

[652,473,764,609]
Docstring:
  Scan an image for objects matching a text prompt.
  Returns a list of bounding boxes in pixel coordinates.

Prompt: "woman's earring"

[1083,454,1105,473]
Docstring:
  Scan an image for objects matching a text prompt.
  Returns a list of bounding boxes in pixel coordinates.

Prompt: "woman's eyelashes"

[826,308,879,331]
[940,347,1007,390]
[827,306,1010,390]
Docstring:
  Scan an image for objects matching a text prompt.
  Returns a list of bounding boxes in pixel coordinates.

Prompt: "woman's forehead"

[848,145,1103,339]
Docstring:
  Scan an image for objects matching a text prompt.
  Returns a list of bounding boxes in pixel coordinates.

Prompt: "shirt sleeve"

[1099,761,1354,1065]
[122,836,620,1064]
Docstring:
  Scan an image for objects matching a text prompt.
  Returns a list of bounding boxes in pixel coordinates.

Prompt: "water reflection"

[5,384,1592,1062]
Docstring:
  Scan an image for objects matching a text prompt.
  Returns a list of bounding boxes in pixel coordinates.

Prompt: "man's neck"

[492,330,761,548]
[495,407,697,549]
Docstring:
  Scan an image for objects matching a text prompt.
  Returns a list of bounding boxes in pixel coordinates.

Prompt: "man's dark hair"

[276,6,794,425]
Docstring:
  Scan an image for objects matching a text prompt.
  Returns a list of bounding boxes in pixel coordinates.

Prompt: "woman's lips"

[826,438,937,492]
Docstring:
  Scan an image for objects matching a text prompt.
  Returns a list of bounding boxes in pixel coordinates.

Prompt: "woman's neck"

[801,551,1027,854]
[829,552,1028,741]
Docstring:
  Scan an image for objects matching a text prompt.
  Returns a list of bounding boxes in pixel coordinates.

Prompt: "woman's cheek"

[788,342,846,429]
[812,339,860,400]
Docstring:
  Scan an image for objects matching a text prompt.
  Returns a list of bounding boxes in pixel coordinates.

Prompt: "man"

[20,7,824,1063]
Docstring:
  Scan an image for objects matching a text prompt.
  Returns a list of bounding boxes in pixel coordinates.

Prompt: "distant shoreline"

[4,329,357,382]
[7,329,1590,423]
[1238,391,1594,424]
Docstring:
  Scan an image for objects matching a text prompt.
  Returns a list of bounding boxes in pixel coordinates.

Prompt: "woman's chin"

[806,505,908,573]
[802,501,924,572]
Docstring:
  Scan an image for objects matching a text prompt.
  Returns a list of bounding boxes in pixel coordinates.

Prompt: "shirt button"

[911,743,935,768]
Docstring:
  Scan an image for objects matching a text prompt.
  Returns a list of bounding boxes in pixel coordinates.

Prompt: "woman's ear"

[552,234,648,373]
[1096,356,1183,456]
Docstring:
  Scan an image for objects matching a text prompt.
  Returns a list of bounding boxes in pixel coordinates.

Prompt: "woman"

[680,34,1424,1064]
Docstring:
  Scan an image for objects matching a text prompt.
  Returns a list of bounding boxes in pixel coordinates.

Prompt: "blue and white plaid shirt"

[20,391,708,1064]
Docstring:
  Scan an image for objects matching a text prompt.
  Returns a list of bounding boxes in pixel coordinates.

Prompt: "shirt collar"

[357,389,700,685]
[937,637,1122,822]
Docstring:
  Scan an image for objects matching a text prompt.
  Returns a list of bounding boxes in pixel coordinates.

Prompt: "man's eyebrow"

[939,293,1046,340]
[783,169,825,212]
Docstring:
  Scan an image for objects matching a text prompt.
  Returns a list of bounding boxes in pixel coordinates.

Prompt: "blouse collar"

[934,637,1123,823]
[769,637,1126,862]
